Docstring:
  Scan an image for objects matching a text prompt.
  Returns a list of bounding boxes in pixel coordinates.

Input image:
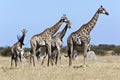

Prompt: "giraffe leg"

[55,44,61,65]
[30,48,36,67]
[15,54,18,67]
[15,59,17,67]
[19,53,22,62]
[11,54,14,67]
[41,51,47,65]
[30,50,32,65]
[58,49,62,65]
[83,43,88,67]
[33,54,35,67]
[46,45,50,66]
[47,54,50,66]
[47,42,53,66]
[68,43,73,66]
[50,47,53,66]
[55,51,58,65]
[32,49,36,67]
[30,53,35,66]
[30,54,32,65]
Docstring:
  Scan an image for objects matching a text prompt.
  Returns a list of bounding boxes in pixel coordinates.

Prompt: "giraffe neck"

[82,11,100,34]
[48,19,63,36]
[18,34,25,45]
[59,24,69,40]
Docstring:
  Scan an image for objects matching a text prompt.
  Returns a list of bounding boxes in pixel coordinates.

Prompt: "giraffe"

[67,5,109,66]
[30,15,68,66]
[11,29,27,67]
[41,20,71,65]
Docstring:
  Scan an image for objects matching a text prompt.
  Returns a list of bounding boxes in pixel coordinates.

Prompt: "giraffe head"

[17,29,28,45]
[65,20,71,29]
[21,29,28,35]
[60,14,69,22]
[98,5,109,15]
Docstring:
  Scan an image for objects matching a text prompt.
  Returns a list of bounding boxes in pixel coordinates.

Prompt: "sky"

[0,0,120,47]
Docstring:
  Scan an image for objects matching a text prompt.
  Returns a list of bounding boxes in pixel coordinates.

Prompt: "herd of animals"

[11,5,109,67]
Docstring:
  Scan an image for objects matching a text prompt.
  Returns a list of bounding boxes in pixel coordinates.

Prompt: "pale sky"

[0,0,120,47]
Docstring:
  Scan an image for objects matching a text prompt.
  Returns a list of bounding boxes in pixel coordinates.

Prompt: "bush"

[113,46,120,55]
[0,47,11,56]
[61,45,84,55]
[94,49,106,56]
[91,45,109,56]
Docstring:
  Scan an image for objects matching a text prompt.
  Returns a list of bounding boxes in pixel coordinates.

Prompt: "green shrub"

[94,49,106,56]
[0,47,11,56]
[113,47,120,55]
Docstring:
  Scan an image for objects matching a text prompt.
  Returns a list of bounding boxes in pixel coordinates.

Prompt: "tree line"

[0,44,120,57]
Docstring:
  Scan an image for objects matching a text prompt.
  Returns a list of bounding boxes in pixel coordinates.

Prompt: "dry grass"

[0,55,120,80]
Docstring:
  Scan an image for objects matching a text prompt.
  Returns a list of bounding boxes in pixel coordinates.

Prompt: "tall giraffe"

[67,6,109,66]
[11,29,27,67]
[30,15,68,66]
[41,20,71,65]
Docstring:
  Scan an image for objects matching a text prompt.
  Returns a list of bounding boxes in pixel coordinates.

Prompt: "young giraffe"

[11,29,27,67]
[41,20,71,65]
[67,6,109,66]
[30,15,68,66]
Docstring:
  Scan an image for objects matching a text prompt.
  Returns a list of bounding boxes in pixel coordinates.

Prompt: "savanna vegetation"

[0,44,120,80]
[0,44,120,57]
